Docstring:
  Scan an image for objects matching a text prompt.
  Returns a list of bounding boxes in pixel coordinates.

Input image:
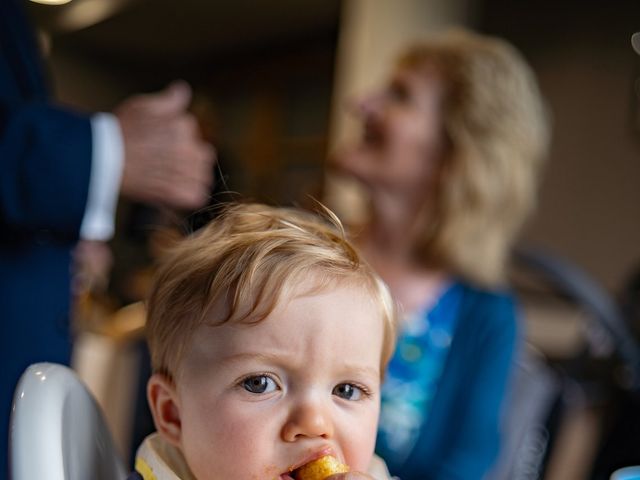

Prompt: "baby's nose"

[281,398,334,442]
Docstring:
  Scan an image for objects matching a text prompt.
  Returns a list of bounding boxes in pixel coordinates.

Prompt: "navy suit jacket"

[0,1,93,477]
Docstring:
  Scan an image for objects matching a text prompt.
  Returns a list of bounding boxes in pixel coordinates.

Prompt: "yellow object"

[295,455,349,480]
[135,457,157,480]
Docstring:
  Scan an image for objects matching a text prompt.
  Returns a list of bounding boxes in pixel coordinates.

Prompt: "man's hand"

[115,81,216,210]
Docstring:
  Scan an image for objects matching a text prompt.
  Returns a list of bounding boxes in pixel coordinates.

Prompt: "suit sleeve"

[0,100,92,237]
[436,294,519,480]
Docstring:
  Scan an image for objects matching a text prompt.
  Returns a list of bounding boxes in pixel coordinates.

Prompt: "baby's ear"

[147,373,182,447]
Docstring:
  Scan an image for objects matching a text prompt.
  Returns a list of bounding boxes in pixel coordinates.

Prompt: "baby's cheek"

[262,464,284,479]
[349,410,378,472]
[343,429,378,472]
[180,423,233,479]
[194,427,268,478]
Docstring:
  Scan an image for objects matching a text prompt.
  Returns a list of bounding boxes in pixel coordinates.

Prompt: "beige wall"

[522,41,640,292]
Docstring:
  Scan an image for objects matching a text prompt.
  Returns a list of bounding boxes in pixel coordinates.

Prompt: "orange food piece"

[294,455,349,480]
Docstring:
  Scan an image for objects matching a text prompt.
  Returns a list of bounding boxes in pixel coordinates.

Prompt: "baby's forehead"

[178,286,385,374]
[181,279,383,358]
[168,267,391,381]
[207,268,375,320]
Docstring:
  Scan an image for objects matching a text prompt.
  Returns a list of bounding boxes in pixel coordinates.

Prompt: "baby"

[128,203,397,480]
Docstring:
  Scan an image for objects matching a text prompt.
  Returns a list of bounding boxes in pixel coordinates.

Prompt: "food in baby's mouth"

[294,455,349,480]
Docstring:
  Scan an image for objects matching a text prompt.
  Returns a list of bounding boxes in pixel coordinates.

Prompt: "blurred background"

[23,0,640,478]
[27,0,640,293]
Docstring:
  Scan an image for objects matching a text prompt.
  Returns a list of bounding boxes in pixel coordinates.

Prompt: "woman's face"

[336,66,448,196]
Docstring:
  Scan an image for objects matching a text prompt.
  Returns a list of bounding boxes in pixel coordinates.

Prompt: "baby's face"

[173,279,384,480]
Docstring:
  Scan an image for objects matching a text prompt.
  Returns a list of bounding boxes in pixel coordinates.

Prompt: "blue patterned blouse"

[376,282,463,468]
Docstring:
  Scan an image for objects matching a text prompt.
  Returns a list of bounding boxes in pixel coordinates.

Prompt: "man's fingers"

[116,81,217,210]
[166,178,211,210]
[144,80,192,117]
[174,115,199,139]
[169,141,215,178]
[164,146,215,209]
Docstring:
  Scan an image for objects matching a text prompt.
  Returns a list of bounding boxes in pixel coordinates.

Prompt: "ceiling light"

[30,0,73,5]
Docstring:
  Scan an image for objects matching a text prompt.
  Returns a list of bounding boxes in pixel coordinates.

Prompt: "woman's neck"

[364,189,423,262]
[358,189,449,316]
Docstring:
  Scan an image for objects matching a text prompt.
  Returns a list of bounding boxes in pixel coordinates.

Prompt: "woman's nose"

[348,90,383,119]
[281,398,334,442]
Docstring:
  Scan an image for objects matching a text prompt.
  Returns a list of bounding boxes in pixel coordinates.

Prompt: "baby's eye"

[332,383,364,401]
[242,375,278,394]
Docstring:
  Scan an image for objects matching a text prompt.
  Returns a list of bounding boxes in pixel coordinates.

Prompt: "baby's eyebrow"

[338,364,380,380]
[218,353,380,379]
[217,351,291,366]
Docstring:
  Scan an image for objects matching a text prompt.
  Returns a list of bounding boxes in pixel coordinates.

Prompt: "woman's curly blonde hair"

[400,28,551,287]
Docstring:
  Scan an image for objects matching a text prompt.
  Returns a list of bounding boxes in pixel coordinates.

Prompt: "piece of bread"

[295,455,349,480]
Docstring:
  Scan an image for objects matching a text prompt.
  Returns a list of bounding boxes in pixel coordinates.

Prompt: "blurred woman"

[331,28,550,479]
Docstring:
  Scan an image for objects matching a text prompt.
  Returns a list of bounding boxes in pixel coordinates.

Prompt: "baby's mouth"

[280,461,305,480]
[280,457,321,480]
[280,467,302,480]
[282,455,349,480]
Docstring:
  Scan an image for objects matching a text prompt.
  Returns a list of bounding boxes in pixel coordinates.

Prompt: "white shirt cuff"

[80,112,124,241]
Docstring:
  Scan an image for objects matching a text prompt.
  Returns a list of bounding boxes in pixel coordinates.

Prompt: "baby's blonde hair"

[146,202,397,379]
[400,28,551,287]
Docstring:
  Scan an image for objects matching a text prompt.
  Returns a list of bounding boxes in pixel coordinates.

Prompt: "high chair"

[9,362,127,480]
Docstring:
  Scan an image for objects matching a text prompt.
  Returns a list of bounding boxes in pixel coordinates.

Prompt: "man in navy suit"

[0,1,216,476]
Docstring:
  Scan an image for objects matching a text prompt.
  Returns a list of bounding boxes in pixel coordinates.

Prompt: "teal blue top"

[376,281,519,480]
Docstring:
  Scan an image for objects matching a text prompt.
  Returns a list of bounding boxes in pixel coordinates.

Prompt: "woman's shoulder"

[456,279,515,306]
[454,280,518,330]
[448,281,520,364]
